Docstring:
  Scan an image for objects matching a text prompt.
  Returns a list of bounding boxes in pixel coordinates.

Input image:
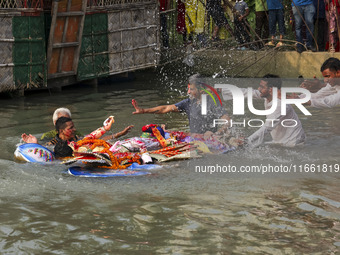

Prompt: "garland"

[90,140,111,150]
[76,137,112,148]
[97,150,142,169]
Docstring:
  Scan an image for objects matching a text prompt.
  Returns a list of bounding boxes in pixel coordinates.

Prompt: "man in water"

[40,107,83,140]
[22,116,133,157]
[132,74,230,139]
[51,117,79,157]
[22,116,115,157]
[222,74,306,147]
[300,58,340,108]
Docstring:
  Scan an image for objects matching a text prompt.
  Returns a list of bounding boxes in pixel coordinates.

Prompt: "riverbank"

[193,49,340,78]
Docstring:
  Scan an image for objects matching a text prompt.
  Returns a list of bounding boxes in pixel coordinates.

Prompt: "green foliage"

[245,0,256,30]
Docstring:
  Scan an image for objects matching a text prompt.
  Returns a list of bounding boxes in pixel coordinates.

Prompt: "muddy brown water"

[0,71,339,254]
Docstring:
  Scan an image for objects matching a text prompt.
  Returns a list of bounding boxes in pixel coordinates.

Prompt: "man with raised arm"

[301,58,340,108]
[132,74,230,139]
[299,58,339,95]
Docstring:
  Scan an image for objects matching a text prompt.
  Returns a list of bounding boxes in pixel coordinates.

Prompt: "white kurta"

[222,88,306,147]
[247,98,306,147]
[310,85,340,108]
[299,83,337,99]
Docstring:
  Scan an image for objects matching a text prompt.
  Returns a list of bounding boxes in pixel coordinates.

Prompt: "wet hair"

[320,58,340,72]
[188,74,203,89]
[54,140,73,158]
[55,117,73,133]
[262,74,282,89]
[52,107,71,125]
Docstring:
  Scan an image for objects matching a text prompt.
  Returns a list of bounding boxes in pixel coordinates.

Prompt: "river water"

[0,71,339,254]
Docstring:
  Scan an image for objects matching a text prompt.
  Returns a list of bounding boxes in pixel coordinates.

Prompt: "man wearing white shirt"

[309,83,338,99]
[304,58,340,108]
[299,82,337,100]
[222,74,306,147]
[298,58,339,100]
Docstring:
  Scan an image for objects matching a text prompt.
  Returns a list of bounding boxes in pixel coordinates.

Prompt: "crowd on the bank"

[159,0,339,53]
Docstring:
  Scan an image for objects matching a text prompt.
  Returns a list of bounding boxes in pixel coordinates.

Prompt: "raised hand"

[123,125,134,134]
[300,77,324,93]
[112,125,134,139]
[103,116,114,131]
[21,133,38,144]
[119,125,134,137]
[132,99,143,114]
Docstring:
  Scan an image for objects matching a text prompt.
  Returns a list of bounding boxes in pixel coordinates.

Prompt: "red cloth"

[142,124,158,132]
[159,0,169,11]
[325,0,340,14]
[176,0,186,34]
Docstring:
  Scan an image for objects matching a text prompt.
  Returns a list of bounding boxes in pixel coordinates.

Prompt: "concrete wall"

[194,50,340,78]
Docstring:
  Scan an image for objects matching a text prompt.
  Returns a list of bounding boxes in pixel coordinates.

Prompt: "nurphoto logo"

[200,83,312,128]
[201,84,311,116]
